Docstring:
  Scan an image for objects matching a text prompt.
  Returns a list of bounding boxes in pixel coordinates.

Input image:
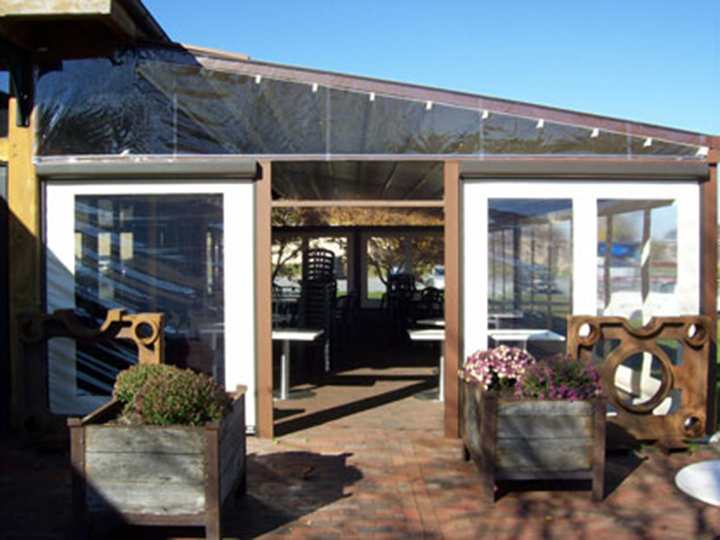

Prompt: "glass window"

[597,200,677,322]
[487,199,572,355]
[74,194,225,393]
[365,232,443,303]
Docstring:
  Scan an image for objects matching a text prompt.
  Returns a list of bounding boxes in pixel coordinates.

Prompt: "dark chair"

[298,248,337,372]
[417,286,444,319]
[384,273,417,341]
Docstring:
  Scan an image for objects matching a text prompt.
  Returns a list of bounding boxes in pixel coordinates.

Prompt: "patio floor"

[1,358,719,539]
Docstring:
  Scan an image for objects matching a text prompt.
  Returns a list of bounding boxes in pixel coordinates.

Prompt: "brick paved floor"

[2,357,719,539]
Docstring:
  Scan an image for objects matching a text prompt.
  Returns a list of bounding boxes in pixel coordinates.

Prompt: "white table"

[488,328,565,351]
[407,328,445,402]
[416,318,445,327]
[272,328,324,400]
[488,312,524,328]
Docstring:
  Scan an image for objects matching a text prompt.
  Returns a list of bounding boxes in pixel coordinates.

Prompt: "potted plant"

[69,364,247,539]
[460,346,606,503]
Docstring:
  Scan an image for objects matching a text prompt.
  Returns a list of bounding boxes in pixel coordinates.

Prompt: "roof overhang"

[0,0,169,60]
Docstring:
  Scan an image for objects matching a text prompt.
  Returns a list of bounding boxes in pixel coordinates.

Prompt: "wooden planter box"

[460,379,606,503]
[68,386,247,539]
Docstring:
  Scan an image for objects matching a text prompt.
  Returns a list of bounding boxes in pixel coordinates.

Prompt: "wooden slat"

[86,426,205,454]
[85,452,204,483]
[496,439,593,471]
[496,415,592,439]
[496,469,593,481]
[272,199,444,208]
[87,482,204,515]
[497,400,593,417]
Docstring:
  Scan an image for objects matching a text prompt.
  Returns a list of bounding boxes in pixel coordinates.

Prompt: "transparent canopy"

[36,45,706,159]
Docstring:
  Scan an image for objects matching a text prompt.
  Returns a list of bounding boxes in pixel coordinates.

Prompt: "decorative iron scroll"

[567,315,712,449]
[18,308,165,435]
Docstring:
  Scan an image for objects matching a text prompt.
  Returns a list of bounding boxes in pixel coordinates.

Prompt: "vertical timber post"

[255,161,274,438]
[7,92,39,431]
[703,144,718,435]
[444,161,460,438]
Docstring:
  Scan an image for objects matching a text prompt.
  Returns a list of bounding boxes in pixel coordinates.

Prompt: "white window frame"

[44,180,257,426]
[462,180,700,359]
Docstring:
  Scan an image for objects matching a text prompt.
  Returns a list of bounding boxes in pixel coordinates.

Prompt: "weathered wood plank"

[497,439,593,471]
[86,426,205,454]
[87,481,205,515]
[86,452,205,484]
[0,0,111,17]
[497,400,593,417]
[496,415,593,439]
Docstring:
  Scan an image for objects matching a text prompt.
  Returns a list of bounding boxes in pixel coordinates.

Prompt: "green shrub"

[135,367,231,426]
[113,364,231,426]
[114,364,178,412]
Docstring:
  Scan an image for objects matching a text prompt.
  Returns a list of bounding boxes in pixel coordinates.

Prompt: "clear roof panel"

[35,45,705,159]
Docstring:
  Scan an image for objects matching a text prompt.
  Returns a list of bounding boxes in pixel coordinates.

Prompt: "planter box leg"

[462,444,470,462]
[482,478,495,504]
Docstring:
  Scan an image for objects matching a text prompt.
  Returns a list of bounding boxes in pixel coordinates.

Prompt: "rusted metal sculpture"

[567,315,712,449]
[19,308,165,436]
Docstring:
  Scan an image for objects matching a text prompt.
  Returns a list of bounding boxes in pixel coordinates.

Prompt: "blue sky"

[144,0,719,135]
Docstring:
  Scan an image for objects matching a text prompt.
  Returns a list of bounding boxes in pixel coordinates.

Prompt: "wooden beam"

[7,95,39,430]
[271,199,443,208]
[702,147,718,434]
[255,161,274,439]
[0,0,111,17]
[444,161,460,438]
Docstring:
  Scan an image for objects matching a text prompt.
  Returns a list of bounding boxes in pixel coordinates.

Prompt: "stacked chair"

[298,248,337,373]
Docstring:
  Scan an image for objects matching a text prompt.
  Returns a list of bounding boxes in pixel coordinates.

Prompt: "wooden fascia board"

[0,1,112,18]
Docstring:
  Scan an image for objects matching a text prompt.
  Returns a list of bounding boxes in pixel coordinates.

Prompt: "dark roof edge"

[120,0,171,42]
[188,49,711,147]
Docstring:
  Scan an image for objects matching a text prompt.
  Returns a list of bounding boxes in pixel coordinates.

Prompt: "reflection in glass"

[35,46,703,158]
[597,200,677,321]
[366,233,443,301]
[488,199,572,352]
[74,195,224,394]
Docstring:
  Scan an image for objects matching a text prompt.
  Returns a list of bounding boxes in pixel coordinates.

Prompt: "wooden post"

[702,145,718,434]
[7,94,38,430]
[69,420,88,538]
[255,161,274,438]
[443,161,460,438]
[204,426,222,540]
[480,391,498,504]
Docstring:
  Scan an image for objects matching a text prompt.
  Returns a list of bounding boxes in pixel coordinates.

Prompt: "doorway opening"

[270,161,446,434]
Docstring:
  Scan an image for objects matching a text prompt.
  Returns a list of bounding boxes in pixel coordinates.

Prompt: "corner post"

[7,90,39,431]
[444,161,461,438]
[255,161,274,438]
[703,143,718,434]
